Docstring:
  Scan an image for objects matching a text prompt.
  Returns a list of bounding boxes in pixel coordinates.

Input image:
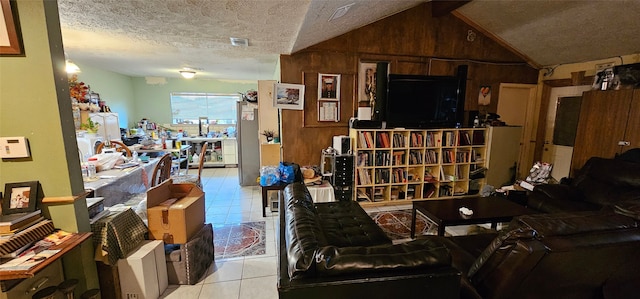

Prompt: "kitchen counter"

[180,137,238,167]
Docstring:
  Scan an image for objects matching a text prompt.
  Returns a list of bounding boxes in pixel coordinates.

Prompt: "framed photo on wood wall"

[273,83,305,110]
[318,73,340,101]
[358,62,377,103]
[0,0,24,56]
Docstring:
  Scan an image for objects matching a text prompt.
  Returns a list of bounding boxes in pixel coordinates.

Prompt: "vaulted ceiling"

[57,0,640,80]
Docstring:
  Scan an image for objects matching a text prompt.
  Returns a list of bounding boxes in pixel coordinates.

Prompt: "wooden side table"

[261,182,287,217]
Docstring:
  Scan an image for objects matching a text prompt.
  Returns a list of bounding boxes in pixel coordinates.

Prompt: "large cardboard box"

[117,240,168,299]
[147,179,205,244]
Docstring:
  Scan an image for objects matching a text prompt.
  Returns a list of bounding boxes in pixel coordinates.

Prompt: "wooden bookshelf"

[350,128,487,206]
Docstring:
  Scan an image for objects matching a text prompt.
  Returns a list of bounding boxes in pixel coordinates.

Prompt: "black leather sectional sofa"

[277,182,460,299]
[277,156,640,298]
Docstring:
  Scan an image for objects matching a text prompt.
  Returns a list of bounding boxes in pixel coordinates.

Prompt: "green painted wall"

[0,0,81,197]
[130,77,257,127]
[0,0,99,293]
[73,63,135,128]
[70,69,259,129]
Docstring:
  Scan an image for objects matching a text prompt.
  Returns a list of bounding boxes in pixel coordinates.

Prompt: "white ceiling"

[57,0,640,81]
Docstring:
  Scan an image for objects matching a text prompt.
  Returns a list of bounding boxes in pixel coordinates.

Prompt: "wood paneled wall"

[280,3,539,165]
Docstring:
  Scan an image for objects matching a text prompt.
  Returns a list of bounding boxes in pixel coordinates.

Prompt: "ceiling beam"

[431,0,472,17]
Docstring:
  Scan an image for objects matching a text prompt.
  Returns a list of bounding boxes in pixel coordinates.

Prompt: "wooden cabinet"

[571,89,640,173]
[181,138,238,167]
[351,128,487,206]
[222,139,238,165]
[89,112,121,141]
[485,126,522,188]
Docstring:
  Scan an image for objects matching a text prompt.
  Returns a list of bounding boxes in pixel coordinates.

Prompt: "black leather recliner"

[439,210,640,299]
[528,156,640,213]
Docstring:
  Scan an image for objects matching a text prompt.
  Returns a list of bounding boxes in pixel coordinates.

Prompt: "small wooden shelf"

[0,232,92,281]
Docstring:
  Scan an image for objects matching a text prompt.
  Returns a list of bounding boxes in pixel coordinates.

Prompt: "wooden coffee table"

[410,196,534,237]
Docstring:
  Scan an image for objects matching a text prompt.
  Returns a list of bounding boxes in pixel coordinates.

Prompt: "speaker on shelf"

[333,135,351,155]
[373,62,388,122]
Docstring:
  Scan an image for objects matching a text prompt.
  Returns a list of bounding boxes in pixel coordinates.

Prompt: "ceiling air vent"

[329,3,355,21]
[230,37,249,47]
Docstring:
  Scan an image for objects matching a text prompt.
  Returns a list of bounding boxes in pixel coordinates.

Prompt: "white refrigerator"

[237,101,260,186]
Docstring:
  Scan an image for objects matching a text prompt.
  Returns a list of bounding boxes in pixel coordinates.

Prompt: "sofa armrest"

[528,184,600,212]
[314,238,451,277]
[531,184,581,201]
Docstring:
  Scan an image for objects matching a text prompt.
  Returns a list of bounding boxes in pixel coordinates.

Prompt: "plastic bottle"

[132,151,139,162]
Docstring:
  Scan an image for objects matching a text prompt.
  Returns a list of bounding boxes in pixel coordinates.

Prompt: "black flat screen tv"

[385,74,465,129]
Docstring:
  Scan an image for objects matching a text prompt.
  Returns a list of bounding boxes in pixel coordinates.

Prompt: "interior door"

[496,83,537,179]
[571,89,634,172]
[541,85,591,180]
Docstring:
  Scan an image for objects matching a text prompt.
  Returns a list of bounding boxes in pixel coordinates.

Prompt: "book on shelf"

[0,210,42,233]
[390,187,400,200]
[356,189,371,202]
[376,132,390,148]
[357,169,372,185]
[392,133,405,147]
[459,131,472,146]
[373,187,385,202]
[423,184,437,198]
[426,132,435,147]
[406,186,416,199]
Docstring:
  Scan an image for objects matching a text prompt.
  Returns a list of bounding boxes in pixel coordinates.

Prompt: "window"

[170,92,239,124]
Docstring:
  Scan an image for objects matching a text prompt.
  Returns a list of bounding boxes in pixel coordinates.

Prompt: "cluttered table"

[83,158,159,207]
[132,144,191,173]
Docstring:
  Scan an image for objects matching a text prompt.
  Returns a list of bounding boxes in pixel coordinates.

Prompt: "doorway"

[541,85,591,180]
[496,83,537,179]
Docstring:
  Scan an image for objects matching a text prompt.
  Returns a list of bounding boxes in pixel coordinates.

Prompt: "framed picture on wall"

[0,0,25,56]
[358,62,377,103]
[273,83,305,110]
[2,181,39,214]
[318,73,340,101]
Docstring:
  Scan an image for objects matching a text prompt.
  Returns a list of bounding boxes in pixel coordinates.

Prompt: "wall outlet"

[595,62,615,71]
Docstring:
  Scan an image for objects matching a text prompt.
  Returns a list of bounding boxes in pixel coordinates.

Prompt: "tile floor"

[160,167,279,299]
[159,167,474,298]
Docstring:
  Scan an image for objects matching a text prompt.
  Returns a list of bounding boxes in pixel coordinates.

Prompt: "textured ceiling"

[57,1,640,81]
[456,0,640,67]
[57,0,424,80]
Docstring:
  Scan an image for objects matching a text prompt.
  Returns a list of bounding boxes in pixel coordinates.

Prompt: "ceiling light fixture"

[66,59,81,74]
[179,70,196,79]
[329,3,355,21]
[230,37,249,47]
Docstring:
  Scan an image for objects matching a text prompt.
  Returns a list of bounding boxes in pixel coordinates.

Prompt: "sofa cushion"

[314,237,452,277]
[515,211,639,237]
[315,201,391,247]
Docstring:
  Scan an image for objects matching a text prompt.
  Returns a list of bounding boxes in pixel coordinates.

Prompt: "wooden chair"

[95,140,132,157]
[172,142,208,188]
[151,153,173,187]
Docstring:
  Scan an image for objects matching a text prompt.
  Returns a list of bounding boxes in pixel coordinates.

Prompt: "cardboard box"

[147,179,205,244]
[118,240,168,299]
